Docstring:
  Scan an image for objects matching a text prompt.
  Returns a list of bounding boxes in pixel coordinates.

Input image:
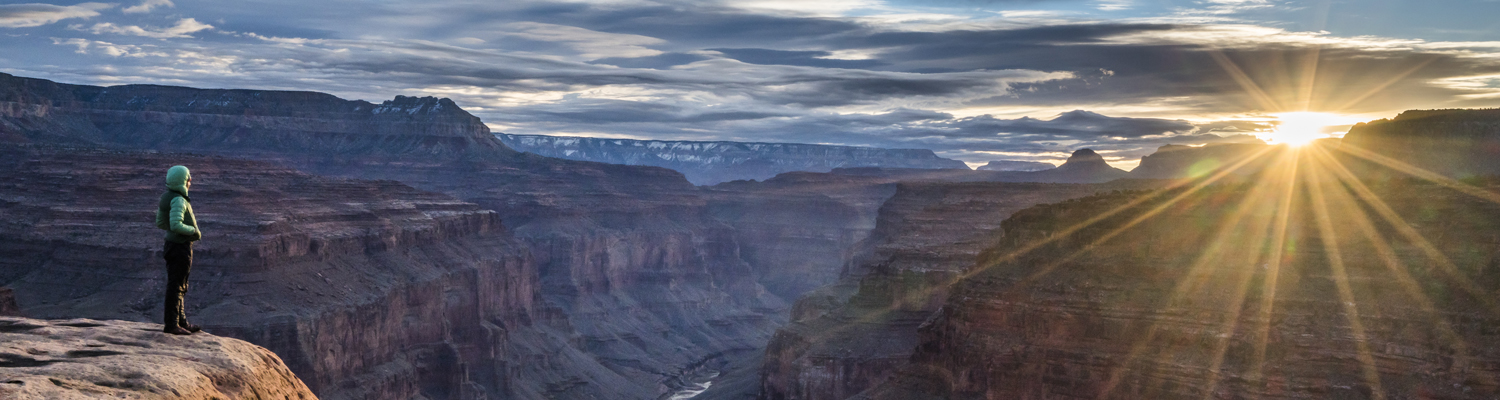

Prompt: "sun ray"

[1328,57,1438,112]
[790,146,1283,400]
[764,145,1316,399]
[1304,158,1387,399]
[1208,50,1285,112]
[1310,146,1500,316]
[1296,45,1322,112]
[782,149,1281,351]
[1097,150,1295,399]
[1304,147,1483,387]
[985,146,1282,284]
[1336,144,1500,205]
[1248,150,1299,390]
[1194,158,1293,400]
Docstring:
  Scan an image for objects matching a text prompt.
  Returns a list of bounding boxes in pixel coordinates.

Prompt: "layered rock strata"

[0,145,535,399]
[0,317,318,400]
[865,178,1500,399]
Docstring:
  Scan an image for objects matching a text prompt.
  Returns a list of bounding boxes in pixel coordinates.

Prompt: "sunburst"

[1260,112,1355,146]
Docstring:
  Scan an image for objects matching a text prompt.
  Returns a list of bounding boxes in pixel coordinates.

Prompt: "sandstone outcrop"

[0,317,317,400]
[863,178,1500,399]
[497,133,970,185]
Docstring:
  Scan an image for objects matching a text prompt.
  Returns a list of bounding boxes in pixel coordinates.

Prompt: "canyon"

[0,73,814,399]
[5,69,1499,400]
[755,111,1500,400]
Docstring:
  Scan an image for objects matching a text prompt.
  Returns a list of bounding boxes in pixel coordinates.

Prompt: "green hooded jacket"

[155,165,201,243]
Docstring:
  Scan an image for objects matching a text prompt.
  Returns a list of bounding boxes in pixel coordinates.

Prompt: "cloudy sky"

[4,0,1500,169]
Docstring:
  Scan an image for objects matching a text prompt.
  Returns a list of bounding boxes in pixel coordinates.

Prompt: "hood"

[165,165,190,195]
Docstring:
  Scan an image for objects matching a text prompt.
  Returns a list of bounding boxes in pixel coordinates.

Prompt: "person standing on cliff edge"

[156,165,202,335]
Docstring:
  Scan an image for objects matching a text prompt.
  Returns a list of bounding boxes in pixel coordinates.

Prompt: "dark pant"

[163,241,193,329]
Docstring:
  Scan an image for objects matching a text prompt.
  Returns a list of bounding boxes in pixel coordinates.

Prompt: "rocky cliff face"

[497,133,971,185]
[0,145,537,399]
[1130,143,1275,179]
[0,73,810,400]
[758,182,1138,400]
[0,317,318,400]
[1340,109,1500,179]
[0,72,507,158]
[863,177,1500,399]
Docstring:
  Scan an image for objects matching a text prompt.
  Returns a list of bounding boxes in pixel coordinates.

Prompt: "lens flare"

[1261,112,1354,146]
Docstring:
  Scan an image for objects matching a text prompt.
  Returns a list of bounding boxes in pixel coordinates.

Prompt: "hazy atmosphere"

[7,0,1500,168]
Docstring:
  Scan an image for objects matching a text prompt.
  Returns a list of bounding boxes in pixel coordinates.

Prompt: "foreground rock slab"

[0,317,316,400]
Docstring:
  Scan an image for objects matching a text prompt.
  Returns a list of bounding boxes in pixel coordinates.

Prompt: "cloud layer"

[0,2,111,28]
[4,0,1500,168]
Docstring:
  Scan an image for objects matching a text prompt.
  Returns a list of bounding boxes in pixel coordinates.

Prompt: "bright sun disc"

[1261,112,1353,147]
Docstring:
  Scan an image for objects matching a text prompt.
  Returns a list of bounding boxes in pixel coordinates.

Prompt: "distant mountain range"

[976,160,1056,171]
[496,133,970,185]
[498,133,1292,186]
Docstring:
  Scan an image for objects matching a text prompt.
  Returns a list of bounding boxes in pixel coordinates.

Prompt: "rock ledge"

[0,317,316,400]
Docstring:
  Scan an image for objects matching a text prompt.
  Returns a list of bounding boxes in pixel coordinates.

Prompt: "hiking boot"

[163,326,192,335]
[183,324,202,333]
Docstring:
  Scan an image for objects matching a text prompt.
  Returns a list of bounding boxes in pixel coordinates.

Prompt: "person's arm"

[168,197,199,236]
[155,205,168,230]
